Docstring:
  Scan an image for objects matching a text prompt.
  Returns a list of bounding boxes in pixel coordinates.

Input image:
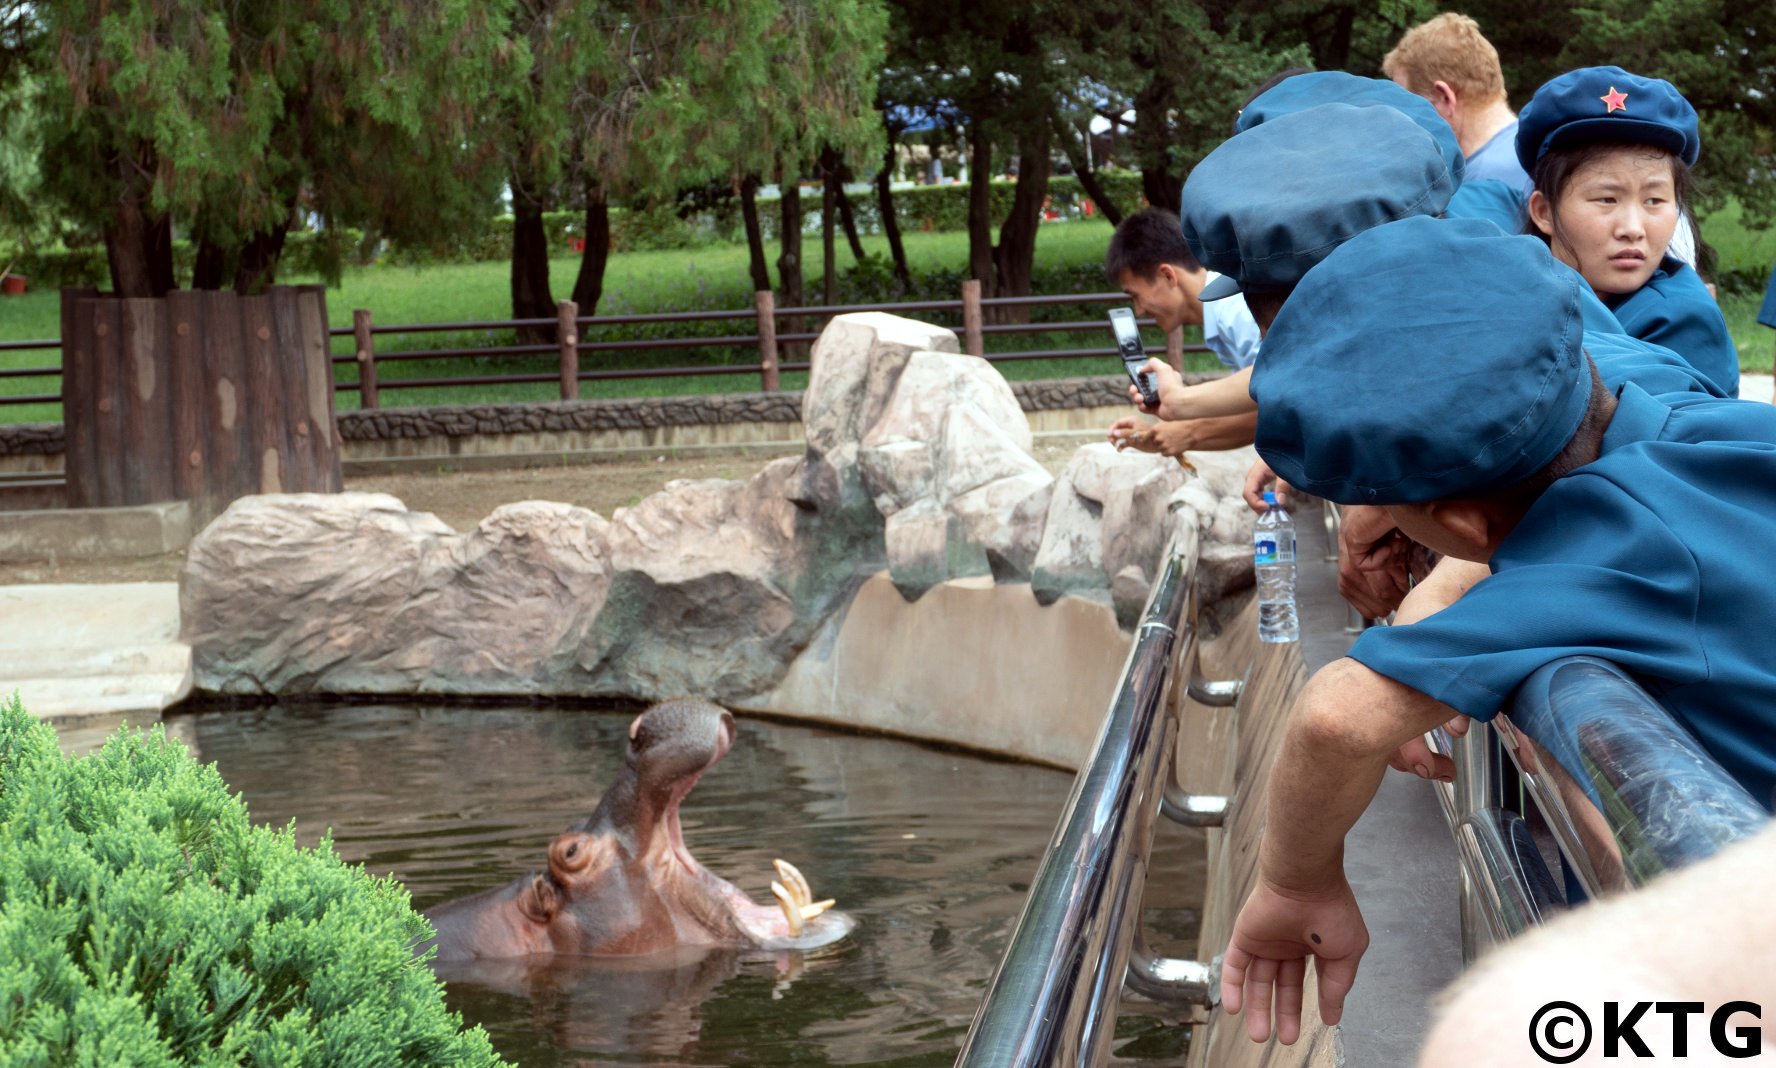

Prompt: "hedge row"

[0,696,506,1066]
[8,172,1149,287]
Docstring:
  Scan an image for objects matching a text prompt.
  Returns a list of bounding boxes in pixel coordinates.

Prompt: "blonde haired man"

[1383,13,1528,191]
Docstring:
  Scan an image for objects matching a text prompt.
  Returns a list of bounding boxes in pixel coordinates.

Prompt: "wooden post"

[120,298,177,504]
[165,290,209,503]
[201,288,249,511]
[353,308,378,410]
[238,294,287,493]
[269,287,318,493]
[755,290,780,391]
[1165,327,1185,373]
[296,286,343,492]
[59,287,99,508]
[962,279,984,358]
[557,299,580,401]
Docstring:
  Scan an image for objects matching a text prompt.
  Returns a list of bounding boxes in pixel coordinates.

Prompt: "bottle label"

[1254,531,1295,565]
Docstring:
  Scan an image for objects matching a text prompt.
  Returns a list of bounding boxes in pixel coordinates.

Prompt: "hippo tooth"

[800,898,836,920]
[773,858,814,905]
[771,880,806,935]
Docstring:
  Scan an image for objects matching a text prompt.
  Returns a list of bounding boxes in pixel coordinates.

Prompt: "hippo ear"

[517,874,560,924]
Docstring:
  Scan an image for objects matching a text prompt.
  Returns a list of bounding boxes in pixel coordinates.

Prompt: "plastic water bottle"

[1254,491,1299,643]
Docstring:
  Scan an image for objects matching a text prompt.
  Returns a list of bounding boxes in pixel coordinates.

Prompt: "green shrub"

[0,695,506,1068]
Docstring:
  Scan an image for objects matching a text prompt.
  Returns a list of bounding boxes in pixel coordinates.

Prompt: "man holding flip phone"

[1104,207,1263,456]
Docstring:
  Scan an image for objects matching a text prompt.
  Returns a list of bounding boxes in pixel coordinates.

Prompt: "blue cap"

[1251,216,1590,504]
[1516,65,1700,170]
[1184,104,1457,301]
[1236,70,1466,188]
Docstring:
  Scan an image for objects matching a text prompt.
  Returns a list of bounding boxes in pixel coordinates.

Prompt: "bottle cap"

[1263,491,1277,506]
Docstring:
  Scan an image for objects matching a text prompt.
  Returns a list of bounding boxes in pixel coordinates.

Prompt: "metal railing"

[1434,655,1768,957]
[2,285,1212,411]
[954,531,1238,1068]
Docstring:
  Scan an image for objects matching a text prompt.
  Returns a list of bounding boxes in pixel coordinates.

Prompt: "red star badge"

[1601,87,1629,113]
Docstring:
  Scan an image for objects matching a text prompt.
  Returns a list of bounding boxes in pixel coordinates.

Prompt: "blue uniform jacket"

[1606,256,1739,397]
[1350,384,1776,809]
[1445,179,1526,236]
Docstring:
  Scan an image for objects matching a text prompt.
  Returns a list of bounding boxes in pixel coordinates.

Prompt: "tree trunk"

[778,173,805,354]
[105,196,175,299]
[821,154,838,305]
[1053,113,1123,226]
[570,181,611,314]
[993,126,1052,322]
[1141,167,1182,215]
[1133,79,1182,214]
[875,144,912,288]
[509,167,556,342]
[777,174,804,309]
[234,224,290,295]
[739,175,774,294]
[966,134,995,298]
[191,238,232,291]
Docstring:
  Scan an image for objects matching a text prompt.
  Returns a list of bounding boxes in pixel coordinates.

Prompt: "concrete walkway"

[0,583,189,725]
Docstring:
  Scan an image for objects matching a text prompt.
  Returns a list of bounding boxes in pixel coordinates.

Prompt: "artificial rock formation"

[182,312,1256,701]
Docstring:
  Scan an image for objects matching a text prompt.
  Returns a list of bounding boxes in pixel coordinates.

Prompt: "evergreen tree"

[27,0,513,296]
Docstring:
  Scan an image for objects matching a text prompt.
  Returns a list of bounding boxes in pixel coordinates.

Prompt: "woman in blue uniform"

[1517,65,1739,395]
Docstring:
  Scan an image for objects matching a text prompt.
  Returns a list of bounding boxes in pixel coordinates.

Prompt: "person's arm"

[1128,360,1258,420]
[1111,413,1258,455]
[1223,658,1462,1044]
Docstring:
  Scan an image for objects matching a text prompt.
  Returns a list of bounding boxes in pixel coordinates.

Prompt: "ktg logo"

[1529,1001,1762,1062]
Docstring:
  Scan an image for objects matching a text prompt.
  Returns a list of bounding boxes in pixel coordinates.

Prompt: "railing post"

[755,290,780,391]
[353,308,378,410]
[557,299,579,401]
[1165,326,1184,373]
[962,279,984,358]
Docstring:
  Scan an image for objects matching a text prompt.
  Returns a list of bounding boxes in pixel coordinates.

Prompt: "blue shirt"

[1607,256,1739,397]
[1446,178,1526,234]
[1758,264,1776,330]
[1464,121,1532,193]
[1201,272,1262,370]
[1350,384,1776,808]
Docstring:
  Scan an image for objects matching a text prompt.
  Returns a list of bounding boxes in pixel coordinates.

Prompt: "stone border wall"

[0,372,1225,468]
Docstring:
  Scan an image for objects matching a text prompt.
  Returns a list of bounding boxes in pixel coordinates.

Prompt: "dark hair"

[1234,66,1316,134]
[1478,360,1613,510]
[1524,140,1699,268]
[1106,207,1201,283]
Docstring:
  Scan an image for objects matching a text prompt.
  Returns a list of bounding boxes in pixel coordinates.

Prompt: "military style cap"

[1236,70,1466,188]
[1185,104,1457,301]
[1516,65,1700,169]
[1251,216,1591,504]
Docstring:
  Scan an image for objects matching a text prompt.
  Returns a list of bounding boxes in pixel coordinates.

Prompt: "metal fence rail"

[954,532,1234,1068]
[1434,655,1767,957]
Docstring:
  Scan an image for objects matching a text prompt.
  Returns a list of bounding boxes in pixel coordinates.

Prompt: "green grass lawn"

[4,209,1773,423]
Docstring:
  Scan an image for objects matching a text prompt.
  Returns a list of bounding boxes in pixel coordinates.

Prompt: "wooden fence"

[3,282,1204,412]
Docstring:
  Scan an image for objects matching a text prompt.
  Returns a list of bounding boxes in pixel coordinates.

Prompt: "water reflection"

[157,702,1201,1065]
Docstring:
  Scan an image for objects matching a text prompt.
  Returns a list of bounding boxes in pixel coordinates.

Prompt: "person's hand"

[1387,716,1472,781]
[1110,416,1194,457]
[1126,358,1186,417]
[1337,505,1412,619]
[1242,457,1292,512]
[1222,875,1369,1044]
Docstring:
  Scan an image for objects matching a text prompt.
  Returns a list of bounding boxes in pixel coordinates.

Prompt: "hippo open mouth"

[425,698,853,961]
[645,709,847,950]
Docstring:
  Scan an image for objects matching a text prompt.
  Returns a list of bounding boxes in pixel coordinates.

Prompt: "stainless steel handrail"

[953,533,1220,1068]
[1431,655,1767,957]
[1500,655,1767,895]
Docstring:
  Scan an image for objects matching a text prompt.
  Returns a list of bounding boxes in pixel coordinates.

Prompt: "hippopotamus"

[424,698,852,961]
